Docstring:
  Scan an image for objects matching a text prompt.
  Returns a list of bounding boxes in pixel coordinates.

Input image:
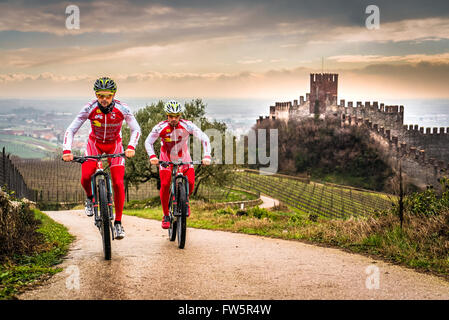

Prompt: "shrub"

[403,179,449,216]
[0,190,43,262]
[236,209,248,216]
[247,206,271,219]
[288,213,304,224]
[215,207,235,215]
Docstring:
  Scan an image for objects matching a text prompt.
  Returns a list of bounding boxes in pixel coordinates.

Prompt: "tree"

[121,99,235,200]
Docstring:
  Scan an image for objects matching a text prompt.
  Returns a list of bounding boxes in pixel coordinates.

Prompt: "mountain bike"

[70,153,125,260]
[160,160,201,249]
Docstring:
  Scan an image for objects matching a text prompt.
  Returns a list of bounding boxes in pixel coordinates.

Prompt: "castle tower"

[309,73,338,114]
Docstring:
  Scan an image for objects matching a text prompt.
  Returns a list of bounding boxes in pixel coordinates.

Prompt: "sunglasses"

[96,93,114,99]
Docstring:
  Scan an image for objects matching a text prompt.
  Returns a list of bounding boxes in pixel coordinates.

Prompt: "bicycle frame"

[65,152,125,259]
[160,160,201,248]
[69,153,125,238]
[169,165,189,216]
[161,160,201,217]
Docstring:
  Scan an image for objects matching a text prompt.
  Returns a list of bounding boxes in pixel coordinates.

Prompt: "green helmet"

[164,100,184,114]
[93,77,117,93]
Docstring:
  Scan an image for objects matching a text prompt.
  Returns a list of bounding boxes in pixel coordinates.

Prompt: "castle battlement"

[342,101,404,114]
[274,102,292,108]
[310,73,338,83]
[402,125,449,135]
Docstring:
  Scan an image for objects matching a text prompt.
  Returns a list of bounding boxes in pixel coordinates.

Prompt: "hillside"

[254,117,393,192]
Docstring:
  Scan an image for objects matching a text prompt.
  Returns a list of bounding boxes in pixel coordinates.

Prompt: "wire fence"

[10,157,240,204]
[0,147,36,201]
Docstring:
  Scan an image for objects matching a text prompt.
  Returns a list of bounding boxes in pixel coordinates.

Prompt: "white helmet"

[164,100,184,114]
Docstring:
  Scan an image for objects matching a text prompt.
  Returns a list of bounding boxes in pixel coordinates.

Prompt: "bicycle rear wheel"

[177,181,187,249]
[98,178,112,260]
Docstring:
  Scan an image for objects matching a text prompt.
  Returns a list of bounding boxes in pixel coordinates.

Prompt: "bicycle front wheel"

[168,192,177,241]
[98,178,112,260]
[176,181,187,249]
[169,217,177,241]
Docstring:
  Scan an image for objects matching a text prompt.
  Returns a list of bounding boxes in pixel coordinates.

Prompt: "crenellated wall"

[268,95,311,121]
[340,101,449,163]
[341,114,448,191]
[401,125,449,162]
[338,101,404,136]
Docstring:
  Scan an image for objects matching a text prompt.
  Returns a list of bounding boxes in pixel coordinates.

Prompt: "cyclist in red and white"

[145,100,211,229]
[62,77,141,239]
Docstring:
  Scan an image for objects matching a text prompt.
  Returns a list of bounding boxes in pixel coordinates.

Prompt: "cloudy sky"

[0,0,448,101]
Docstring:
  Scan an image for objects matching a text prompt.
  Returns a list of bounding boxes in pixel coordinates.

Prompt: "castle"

[257,73,449,191]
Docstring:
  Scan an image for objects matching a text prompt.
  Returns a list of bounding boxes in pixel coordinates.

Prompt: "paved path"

[19,210,449,300]
[259,194,280,209]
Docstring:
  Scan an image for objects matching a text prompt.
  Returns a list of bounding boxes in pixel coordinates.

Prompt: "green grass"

[0,209,74,300]
[123,207,162,220]
[208,188,258,202]
[190,187,259,203]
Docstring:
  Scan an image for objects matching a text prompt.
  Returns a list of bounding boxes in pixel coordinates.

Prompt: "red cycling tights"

[160,167,195,216]
[81,138,125,221]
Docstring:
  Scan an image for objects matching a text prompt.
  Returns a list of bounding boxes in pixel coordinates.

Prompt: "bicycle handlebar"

[68,153,126,164]
[159,160,202,167]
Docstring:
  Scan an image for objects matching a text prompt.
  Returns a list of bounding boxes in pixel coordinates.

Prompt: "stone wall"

[309,73,338,114]
[342,116,448,192]
[340,101,449,163]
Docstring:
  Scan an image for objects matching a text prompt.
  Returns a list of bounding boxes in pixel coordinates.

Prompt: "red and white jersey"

[145,119,211,162]
[63,99,141,153]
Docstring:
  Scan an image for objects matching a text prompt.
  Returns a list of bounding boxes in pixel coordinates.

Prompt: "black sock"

[88,195,94,200]
[114,220,121,225]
